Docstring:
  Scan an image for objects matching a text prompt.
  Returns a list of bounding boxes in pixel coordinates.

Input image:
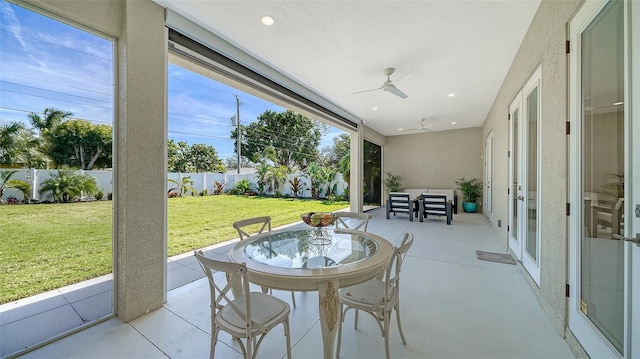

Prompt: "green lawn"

[0,196,348,304]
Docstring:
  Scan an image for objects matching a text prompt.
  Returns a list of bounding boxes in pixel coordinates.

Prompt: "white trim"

[521,65,542,286]
[568,0,628,357]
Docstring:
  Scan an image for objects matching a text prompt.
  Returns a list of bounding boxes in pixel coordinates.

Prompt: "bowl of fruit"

[301,212,338,228]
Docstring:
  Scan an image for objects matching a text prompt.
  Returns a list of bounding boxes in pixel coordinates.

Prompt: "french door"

[484,131,493,221]
[568,0,639,357]
[508,67,541,285]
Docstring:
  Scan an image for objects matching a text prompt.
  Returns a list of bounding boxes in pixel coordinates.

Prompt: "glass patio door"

[569,0,639,357]
[484,131,493,221]
[508,68,542,285]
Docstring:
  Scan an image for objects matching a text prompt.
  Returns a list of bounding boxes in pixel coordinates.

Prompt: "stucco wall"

[481,0,583,343]
[384,127,483,193]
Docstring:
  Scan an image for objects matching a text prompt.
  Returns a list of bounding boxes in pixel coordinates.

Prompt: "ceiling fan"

[398,118,433,132]
[352,67,412,99]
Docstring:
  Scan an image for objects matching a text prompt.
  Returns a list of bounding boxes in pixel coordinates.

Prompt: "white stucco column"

[350,127,364,212]
[115,0,168,321]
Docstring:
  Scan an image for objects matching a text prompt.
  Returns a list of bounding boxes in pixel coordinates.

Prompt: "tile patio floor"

[2,208,575,358]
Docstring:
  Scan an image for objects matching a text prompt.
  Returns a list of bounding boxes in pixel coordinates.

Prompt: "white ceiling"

[154,0,541,136]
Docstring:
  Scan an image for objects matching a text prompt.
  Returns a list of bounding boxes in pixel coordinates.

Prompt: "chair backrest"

[388,192,411,212]
[384,232,414,304]
[420,193,448,212]
[233,216,271,240]
[194,250,268,335]
[335,212,372,231]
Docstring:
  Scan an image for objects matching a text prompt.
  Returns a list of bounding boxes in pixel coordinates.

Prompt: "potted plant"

[384,172,403,193]
[455,177,482,213]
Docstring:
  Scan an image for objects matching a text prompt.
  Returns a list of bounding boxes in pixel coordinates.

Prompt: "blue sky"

[0,1,344,162]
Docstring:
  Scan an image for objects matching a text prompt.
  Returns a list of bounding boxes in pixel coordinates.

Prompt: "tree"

[0,122,49,168]
[168,140,191,172]
[303,162,326,199]
[38,169,99,203]
[190,144,225,172]
[0,122,26,165]
[320,133,350,169]
[338,153,350,190]
[28,108,72,136]
[47,119,112,169]
[265,165,289,194]
[0,170,31,202]
[254,162,271,195]
[232,110,326,170]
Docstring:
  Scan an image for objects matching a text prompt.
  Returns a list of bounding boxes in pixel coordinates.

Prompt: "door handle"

[612,233,640,246]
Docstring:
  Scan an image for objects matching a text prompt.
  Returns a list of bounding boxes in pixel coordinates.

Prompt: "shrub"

[39,169,99,203]
[199,189,208,196]
[95,191,104,201]
[233,179,252,194]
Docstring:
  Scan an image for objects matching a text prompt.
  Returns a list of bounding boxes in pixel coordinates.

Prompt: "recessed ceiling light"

[448,93,456,97]
[361,120,368,124]
[451,122,457,125]
[398,128,403,131]
[261,15,275,26]
[613,101,624,106]
[372,107,378,110]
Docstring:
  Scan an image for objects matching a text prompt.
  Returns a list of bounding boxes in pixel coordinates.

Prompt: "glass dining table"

[228,227,393,359]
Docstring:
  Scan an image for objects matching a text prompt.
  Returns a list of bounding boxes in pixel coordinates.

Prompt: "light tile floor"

[10,208,575,359]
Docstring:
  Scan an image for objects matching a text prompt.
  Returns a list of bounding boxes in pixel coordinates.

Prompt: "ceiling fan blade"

[394,70,414,83]
[351,86,382,95]
[385,84,408,99]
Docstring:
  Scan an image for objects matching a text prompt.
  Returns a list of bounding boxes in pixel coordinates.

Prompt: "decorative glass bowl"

[300,212,338,227]
[301,212,337,245]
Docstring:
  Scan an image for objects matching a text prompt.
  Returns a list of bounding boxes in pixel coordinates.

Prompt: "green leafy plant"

[39,169,99,203]
[456,177,483,203]
[383,172,402,193]
[168,176,196,197]
[0,170,31,203]
[288,176,308,198]
[233,178,252,194]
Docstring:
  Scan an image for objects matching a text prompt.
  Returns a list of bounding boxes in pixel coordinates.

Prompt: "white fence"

[1,169,347,202]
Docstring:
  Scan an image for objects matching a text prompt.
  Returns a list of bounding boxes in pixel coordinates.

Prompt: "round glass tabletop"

[243,228,379,269]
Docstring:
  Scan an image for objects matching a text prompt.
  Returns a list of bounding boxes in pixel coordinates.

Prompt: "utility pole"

[235,95,242,174]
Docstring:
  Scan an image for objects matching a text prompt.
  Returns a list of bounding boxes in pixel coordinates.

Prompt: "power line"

[0,89,112,110]
[0,69,111,96]
[0,28,112,61]
[0,81,111,103]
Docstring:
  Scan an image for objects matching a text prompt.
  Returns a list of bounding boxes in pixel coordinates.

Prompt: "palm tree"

[254,162,271,195]
[28,108,73,135]
[338,153,350,189]
[0,170,31,202]
[0,122,26,164]
[304,162,326,199]
[266,165,289,194]
[39,169,98,203]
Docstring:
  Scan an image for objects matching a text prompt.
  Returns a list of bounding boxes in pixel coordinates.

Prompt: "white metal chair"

[336,232,414,359]
[233,216,297,307]
[194,250,292,359]
[335,211,372,232]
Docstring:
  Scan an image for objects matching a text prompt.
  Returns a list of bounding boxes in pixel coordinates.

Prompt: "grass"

[0,195,348,304]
